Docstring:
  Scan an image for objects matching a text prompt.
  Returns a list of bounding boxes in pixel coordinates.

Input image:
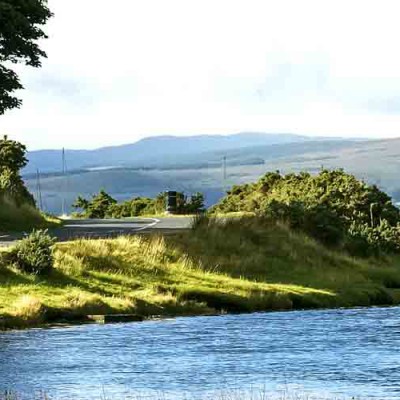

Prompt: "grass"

[210,211,256,218]
[0,198,62,234]
[1,216,400,329]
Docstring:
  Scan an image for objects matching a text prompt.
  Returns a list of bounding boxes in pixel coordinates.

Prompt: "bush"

[107,196,160,218]
[263,200,345,246]
[74,190,205,219]
[7,230,56,275]
[345,220,400,257]
[72,190,117,219]
[212,169,400,256]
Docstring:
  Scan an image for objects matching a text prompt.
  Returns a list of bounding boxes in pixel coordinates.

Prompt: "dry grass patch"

[11,295,45,322]
[1,217,400,329]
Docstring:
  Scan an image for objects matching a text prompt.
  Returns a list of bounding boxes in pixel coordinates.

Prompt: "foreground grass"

[1,217,400,329]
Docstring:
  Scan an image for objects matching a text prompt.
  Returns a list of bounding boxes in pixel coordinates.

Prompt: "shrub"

[75,190,205,219]
[184,192,205,214]
[0,136,36,207]
[212,169,400,256]
[7,230,56,275]
[107,196,159,218]
[345,220,400,257]
[263,200,345,246]
[72,190,117,219]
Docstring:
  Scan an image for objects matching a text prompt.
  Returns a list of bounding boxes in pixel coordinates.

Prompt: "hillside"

[0,197,46,233]
[24,132,321,174]
[0,136,55,233]
[23,136,400,215]
[1,217,399,330]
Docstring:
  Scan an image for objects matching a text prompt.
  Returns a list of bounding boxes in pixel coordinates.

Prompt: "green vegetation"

[0,0,52,114]
[0,135,35,205]
[212,170,400,257]
[1,216,399,330]
[73,190,118,219]
[73,190,205,218]
[3,230,55,275]
[0,136,58,232]
[26,136,400,217]
[0,197,43,232]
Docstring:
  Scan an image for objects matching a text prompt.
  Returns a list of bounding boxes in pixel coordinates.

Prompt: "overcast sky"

[2,0,400,149]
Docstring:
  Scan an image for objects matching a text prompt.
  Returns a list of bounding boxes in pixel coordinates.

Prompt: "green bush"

[72,190,117,219]
[263,200,345,246]
[0,136,43,232]
[74,190,205,219]
[7,230,56,275]
[212,169,400,256]
[345,220,400,257]
[107,196,161,218]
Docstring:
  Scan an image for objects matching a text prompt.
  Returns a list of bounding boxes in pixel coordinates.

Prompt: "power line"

[36,169,43,211]
[222,155,227,193]
[62,148,67,216]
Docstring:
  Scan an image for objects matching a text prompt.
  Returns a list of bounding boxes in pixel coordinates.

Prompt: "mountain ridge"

[24,132,352,174]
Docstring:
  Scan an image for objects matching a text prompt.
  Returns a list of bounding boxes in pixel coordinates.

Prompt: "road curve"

[0,217,193,246]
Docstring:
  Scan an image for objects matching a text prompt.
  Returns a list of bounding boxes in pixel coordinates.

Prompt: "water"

[1,307,400,399]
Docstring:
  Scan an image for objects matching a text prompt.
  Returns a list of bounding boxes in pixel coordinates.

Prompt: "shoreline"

[2,218,400,332]
[2,303,400,333]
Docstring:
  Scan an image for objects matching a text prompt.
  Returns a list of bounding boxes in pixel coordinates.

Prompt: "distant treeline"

[72,191,205,219]
[212,169,400,257]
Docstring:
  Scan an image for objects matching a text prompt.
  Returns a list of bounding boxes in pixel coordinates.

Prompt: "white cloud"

[2,0,400,149]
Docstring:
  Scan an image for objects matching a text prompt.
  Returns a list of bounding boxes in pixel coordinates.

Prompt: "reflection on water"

[0,307,399,399]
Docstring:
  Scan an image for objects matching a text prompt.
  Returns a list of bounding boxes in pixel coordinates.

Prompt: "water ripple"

[0,307,399,399]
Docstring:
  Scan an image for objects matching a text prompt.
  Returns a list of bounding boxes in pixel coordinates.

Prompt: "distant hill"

[25,132,316,174]
[25,133,400,216]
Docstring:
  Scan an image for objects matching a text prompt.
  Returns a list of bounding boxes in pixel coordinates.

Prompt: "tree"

[72,190,117,219]
[185,192,205,214]
[212,169,400,256]
[0,0,53,114]
[72,196,90,212]
[0,135,34,205]
[0,135,28,171]
[89,190,117,218]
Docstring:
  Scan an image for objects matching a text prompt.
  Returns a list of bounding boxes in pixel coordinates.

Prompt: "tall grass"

[0,197,60,233]
[1,216,400,329]
[0,198,43,232]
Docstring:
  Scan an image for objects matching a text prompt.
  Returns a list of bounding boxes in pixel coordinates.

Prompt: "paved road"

[0,217,193,246]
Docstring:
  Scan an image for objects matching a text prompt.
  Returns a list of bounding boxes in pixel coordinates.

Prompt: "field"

[1,217,400,330]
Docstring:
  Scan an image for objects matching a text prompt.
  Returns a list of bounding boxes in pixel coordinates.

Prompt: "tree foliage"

[73,191,205,219]
[0,135,34,206]
[72,190,117,219]
[212,169,400,256]
[0,0,52,114]
[0,135,28,171]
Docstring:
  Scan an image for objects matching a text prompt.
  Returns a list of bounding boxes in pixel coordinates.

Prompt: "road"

[0,217,193,246]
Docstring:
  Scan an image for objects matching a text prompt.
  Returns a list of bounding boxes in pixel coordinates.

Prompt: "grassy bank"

[1,217,400,329]
[0,198,61,233]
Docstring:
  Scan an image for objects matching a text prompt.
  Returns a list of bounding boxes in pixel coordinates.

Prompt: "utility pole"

[223,155,227,193]
[62,148,67,216]
[36,169,43,211]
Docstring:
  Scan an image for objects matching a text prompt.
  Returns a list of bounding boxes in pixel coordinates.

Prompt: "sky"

[2,0,400,150]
